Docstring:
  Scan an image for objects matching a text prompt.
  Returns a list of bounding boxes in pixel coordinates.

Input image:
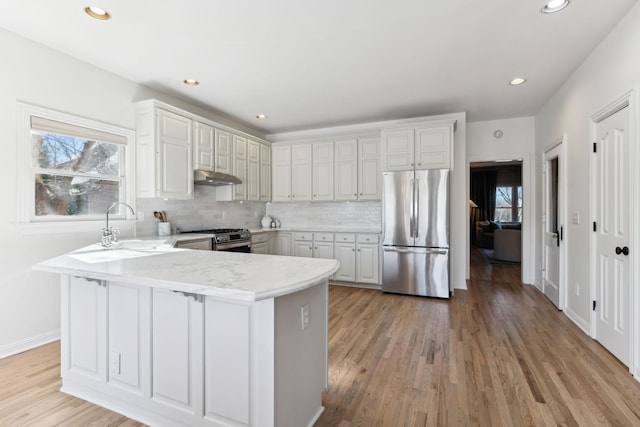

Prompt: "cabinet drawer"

[293,232,313,241]
[251,232,270,244]
[357,234,379,244]
[314,232,334,242]
[334,233,356,243]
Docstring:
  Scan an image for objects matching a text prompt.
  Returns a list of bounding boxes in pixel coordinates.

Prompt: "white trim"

[16,102,136,227]
[589,88,638,380]
[467,151,535,285]
[0,330,60,359]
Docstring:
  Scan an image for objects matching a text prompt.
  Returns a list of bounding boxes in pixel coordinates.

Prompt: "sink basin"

[69,240,176,263]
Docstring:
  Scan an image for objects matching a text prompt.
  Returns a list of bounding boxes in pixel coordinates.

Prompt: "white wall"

[0,28,265,357]
[534,2,640,378]
[467,117,536,285]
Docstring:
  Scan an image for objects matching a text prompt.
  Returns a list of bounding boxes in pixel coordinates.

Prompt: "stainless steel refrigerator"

[382,169,450,298]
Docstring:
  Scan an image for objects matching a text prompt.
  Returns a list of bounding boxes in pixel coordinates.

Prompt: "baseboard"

[0,330,60,359]
[564,308,590,335]
[329,281,381,290]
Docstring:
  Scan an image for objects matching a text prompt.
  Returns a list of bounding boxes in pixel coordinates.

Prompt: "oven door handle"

[215,240,252,250]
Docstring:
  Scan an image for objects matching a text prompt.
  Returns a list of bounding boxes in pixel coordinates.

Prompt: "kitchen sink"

[69,240,176,263]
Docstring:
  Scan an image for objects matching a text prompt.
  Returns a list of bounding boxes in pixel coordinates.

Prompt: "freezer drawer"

[382,246,449,298]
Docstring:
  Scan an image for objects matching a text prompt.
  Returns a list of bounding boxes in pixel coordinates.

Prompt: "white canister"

[158,222,171,236]
[261,216,272,228]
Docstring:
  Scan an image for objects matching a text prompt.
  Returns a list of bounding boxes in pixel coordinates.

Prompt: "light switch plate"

[301,303,310,330]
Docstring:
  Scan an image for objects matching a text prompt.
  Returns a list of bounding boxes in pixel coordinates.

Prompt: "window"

[19,104,135,223]
[495,185,522,222]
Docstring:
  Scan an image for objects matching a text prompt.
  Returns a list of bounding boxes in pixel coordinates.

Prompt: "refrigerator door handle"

[409,178,415,238]
[383,246,448,255]
[414,178,419,238]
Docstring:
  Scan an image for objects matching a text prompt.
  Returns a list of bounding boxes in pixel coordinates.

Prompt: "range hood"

[194,169,242,186]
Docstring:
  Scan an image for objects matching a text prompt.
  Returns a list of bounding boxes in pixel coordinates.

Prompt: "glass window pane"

[35,174,120,217]
[495,186,513,222]
[32,131,120,176]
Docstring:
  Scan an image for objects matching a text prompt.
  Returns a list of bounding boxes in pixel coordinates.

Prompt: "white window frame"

[17,103,136,234]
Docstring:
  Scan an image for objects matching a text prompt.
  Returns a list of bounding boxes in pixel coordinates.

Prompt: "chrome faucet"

[102,202,136,247]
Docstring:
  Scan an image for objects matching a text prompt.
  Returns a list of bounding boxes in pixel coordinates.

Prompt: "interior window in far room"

[495,185,522,222]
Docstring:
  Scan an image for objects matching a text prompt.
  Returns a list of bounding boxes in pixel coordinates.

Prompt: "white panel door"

[356,244,380,284]
[294,240,314,258]
[157,109,193,199]
[313,142,334,201]
[415,125,451,169]
[314,241,334,260]
[543,141,565,309]
[382,129,414,171]
[275,232,292,256]
[594,105,630,366]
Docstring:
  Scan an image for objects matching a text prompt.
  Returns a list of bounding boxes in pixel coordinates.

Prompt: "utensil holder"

[158,222,171,236]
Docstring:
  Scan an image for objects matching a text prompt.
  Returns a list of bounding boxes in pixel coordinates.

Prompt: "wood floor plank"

[2,247,640,426]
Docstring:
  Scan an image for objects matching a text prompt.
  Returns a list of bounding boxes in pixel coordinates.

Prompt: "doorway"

[542,137,566,310]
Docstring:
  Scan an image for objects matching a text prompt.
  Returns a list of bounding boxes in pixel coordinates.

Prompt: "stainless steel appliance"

[179,228,252,252]
[382,169,450,298]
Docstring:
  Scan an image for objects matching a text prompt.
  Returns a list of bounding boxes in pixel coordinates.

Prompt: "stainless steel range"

[180,228,252,252]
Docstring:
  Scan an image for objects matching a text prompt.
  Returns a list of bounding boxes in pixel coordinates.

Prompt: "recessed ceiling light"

[256,114,268,119]
[541,0,570,14]
[509,77,527,85]
[183,79,199,86]
[84,6,110,20]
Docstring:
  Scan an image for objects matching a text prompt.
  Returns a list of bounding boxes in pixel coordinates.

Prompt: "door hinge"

[593,300,597,311]
[593,142,597,153]
[593,222,597,232]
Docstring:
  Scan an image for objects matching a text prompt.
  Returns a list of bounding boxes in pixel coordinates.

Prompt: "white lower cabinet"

[60,275,327,427]
[332,233,380,284]
[274,232,292,256]
[251,231,274,254]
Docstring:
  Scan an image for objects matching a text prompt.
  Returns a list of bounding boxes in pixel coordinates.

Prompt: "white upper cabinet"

[312,142,334,201]
[291,144,313,202]
[247,140,260,201]
[381,120,455,171]
[135,101,193,199]
[260,144,272,202]
[232,135,247,200]
[272,145,292,202]
[358,137,381,200]
[194,121,215,171]
[215,129,232,175]
[334,139,358,201]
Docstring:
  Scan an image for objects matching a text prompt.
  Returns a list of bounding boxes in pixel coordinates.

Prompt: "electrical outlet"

[576,284,580,296]
[301,303,310,330]
[110,351,121,375]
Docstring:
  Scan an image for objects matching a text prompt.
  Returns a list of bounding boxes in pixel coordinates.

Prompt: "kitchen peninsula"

[35,244,339,427]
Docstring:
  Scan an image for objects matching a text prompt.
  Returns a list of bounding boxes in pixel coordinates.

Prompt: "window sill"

[16,219,139,236]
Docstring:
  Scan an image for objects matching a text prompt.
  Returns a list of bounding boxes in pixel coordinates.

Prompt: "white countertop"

[34,243,339,303]
[250,228,381,234]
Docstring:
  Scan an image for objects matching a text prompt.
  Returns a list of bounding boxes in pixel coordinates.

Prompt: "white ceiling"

[0,0,637,134]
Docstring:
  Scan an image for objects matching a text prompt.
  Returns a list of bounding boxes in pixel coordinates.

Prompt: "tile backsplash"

[266,201,381,231]
[135,186,266,235]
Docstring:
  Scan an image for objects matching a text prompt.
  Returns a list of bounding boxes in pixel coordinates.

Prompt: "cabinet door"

[356,243,380,284]
[415,125,452,169]
[157,109,193,199]
[312,142,334,201]
[334,243,356,282]
[293,240,314,258]
[358,137,381,200]
[314,241,334,260]
[233,135,247,200]
[291,144,312,201]
[151,289,203,415]
[272,145,291,202]
[247,140,260,201]
[251,241,268,254]
[334,139,358,201]
[382,129,414,171]
[65,276,107,381]
[275,232,292,256]
[194,121,215,171]
[215,129,232,175]
[260,144,272,201]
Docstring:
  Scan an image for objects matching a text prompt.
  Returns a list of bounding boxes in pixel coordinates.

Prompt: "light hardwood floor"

[2,248,640,426]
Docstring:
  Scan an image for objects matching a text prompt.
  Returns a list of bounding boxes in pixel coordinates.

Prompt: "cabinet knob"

[358,249,361,252]
[354,193,357,196]
[352,249,355,252]
[360,193,363,196]
[411,163,414,166]
[418,162,421,166]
